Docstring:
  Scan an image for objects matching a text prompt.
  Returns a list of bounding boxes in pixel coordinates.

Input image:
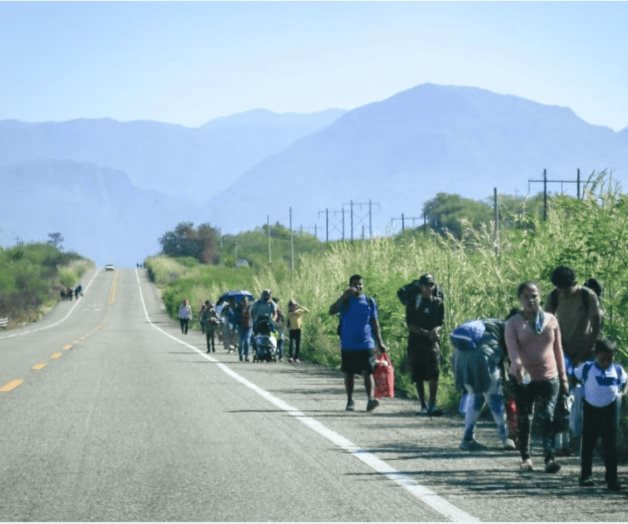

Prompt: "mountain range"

[1,83,626,266]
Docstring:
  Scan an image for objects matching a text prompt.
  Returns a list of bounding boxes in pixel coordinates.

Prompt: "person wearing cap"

[403,274,444,416]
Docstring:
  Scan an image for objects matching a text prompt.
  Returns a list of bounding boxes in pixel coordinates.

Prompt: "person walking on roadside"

[544,266,602,456]
[452,318,516,451]
[398,274,444,416]
[234,297,253,362]
[251,289,277,331]
[274,298,286,362]
[199,303,208,334]
[329,274,387,412]
[201,300,220,353]
[178,299,192,335]
[288,299,310,363]
[505,281,568,473]
[221,298,237,353]
[575,339,626,491]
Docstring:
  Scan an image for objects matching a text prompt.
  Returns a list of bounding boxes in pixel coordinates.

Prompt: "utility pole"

[289,206,294,274]
[343,200,381,241]
[391,214,421,233]
[493,187,499,254]
[528,169,586,220]
[267,215,271,264]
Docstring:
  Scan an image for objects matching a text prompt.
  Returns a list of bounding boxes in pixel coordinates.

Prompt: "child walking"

[287,300,310,363]
[575,339,626,490]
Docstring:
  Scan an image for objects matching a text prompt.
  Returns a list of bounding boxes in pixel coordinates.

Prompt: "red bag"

[374,352,395,398]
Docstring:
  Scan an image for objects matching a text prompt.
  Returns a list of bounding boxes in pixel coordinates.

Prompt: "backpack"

[337,296,376,337]
[581,361,623,383]
[549,279,603,311]
[450,320,486,351]
[397,281,444,307]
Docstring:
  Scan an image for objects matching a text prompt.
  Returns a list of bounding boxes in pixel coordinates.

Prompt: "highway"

[1,268,626,521]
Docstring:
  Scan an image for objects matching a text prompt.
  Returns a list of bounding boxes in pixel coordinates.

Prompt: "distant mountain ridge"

[0,108,347,204]
[203,84,628,234]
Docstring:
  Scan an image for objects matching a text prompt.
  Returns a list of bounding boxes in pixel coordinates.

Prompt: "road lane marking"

[108,271,119,305]
[63,344,73,350]
[51,352,62,360]
[0,379,24,392]
[32,363,47,371]
[0,270,100,341]
[134,269,478,523]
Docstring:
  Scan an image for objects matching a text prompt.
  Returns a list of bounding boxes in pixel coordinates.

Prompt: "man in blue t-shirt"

[329,274,388,412]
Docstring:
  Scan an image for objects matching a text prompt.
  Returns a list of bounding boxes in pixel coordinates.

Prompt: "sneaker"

[501,438,517,451]
[288,357,294,363]
[426,405,443,417]
[579,476,595,487]
[239,355,243,361]
[607,481,621,492]
[520,459,534,471]
[294,359,300,364]
[245,357,250,362]
[544,459,561,473]
[459,438,487,451]
[346,399,355,411]
[366,398,380,412]
[417,406,429,416]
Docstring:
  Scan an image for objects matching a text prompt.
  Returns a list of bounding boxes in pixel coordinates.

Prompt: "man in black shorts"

[329,274,387,412]
[403,274,444,416]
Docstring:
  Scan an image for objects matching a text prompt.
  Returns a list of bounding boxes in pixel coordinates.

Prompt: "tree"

[47,232,64,250]
[159,222,220,263]
[422,193,492,238]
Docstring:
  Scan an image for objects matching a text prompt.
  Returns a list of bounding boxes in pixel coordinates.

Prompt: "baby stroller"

[252,315,278,362]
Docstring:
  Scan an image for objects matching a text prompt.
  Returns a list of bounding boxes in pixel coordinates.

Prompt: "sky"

[1,1,628,131]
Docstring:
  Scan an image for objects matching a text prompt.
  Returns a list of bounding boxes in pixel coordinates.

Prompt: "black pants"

[206,327,216,352]
[180,318,189,334]
[512,377,559,461]
[581,400,617,485]
[289,329,302,359]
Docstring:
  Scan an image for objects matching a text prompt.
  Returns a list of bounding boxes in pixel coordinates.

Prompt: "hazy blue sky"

[1,1,627,130]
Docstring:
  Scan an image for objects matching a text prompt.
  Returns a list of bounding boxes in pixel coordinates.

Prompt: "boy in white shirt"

[574,339,626,490]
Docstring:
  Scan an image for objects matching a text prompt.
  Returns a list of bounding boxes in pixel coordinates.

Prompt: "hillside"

[203,84,628,234]
[0,109,346,204]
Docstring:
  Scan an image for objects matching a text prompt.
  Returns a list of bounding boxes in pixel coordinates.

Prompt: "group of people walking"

[175,264,625,491]
[177,291,310,364]
[329,267,626,491]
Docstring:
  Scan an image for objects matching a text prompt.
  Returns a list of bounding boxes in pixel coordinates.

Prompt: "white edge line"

[135,269,479,523]
[0,269,101,341]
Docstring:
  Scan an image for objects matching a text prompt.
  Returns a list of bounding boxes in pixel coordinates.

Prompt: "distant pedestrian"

[74,284,83,298]
[274,298,286,361]
[201,300,220,353]
[329,274,387,412]
[66,287,74,301]
[251,289,277,331]
[234,297,253,362]
[178,299,192,335]
[288,299,310,363]
[575,339,626,490]
[199,303,208,334]
[398,274,444,416]
[505,281,568,473]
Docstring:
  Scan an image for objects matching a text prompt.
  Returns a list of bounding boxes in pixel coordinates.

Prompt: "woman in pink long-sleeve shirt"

[505,282,568,473]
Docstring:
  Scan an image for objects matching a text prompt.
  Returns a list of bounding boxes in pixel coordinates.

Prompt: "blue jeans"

[238,326,252,358]
[463,380,508,441]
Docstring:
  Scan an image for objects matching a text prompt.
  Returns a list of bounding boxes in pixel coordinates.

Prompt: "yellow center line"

[0,379,24,392]
[63,344,73,351]
[51,352,63,360]
[32,363,47,371]
[108,271,119,305]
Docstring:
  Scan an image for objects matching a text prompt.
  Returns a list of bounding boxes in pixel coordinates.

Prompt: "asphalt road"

[1,268,626,522]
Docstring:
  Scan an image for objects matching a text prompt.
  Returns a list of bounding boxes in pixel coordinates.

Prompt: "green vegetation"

[0,243,93,326]
[147,173,627,401]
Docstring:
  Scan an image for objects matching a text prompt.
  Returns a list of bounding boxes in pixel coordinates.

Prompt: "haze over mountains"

[1,83,626,266]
